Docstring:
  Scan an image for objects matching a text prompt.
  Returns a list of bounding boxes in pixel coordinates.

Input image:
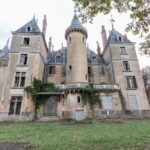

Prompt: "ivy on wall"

[25,78,58,102]
[80,84,126,110]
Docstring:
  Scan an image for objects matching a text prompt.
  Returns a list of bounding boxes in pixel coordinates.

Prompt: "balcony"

[55,83,120,90]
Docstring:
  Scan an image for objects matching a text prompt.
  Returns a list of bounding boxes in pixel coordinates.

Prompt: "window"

[14,72,26,87]
[129,95,138,110]
[8,96,22,115]
[126,76,137,89]
[19,54,28,65]
[56,56,61,63]
[26,26,31,32]
[100,66,105,75]
[88,67,92,75]
[123,61,130,71]
[61,66,66,77]
[68,37,71,43]
[49,66,55,75]
[23,38,30,45]
[118,36,122,41]
[69,65,72,71]
[120,47,126,54]
[101,96,113,110]
[77,96,81,103]
[83,37,85,42]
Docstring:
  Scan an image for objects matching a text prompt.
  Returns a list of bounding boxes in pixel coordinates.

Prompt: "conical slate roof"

[108,27,132,44]
[16,16,41,33]
[65,13,88,39]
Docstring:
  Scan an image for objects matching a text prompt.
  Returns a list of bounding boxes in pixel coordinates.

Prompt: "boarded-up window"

[101,96,113,110]
[129,95,138,110]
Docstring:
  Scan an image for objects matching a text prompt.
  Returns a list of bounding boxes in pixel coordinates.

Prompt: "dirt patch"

[0,142,36,150]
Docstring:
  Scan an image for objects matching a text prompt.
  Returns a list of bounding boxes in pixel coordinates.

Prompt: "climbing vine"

[25,78,58,102]
[80,84,126,110]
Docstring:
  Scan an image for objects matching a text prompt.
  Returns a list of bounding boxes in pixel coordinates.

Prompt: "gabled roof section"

[16,16,41,33]
[107,27,132,44]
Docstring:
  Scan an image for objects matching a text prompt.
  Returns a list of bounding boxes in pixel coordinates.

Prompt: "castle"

[0,12,149,121]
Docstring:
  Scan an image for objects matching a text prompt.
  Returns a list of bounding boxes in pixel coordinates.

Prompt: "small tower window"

[68,37,71,43]
[69,65,72,70]
[83,37,85,43]
[26,26,32,32]
[77,96,81,103]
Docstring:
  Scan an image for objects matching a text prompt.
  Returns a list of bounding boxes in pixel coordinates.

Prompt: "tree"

[141,66,150,86]
[73,0,150,55]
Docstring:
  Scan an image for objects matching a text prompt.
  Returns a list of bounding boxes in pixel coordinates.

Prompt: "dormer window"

[118,36,122,41]
[26,26,32,32]
[56,56,61,63]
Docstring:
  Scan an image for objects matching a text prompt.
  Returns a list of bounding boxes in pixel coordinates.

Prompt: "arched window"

[77,96,81,103]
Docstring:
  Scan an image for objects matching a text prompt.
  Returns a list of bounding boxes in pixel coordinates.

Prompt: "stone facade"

[0,13,149,121]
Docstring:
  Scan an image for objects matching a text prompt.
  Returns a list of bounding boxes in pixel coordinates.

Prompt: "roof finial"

[96,41,101,56]
[110,14,115,28]
[74,5,77,14]
[7,38,9,46]
[33,13,35,19]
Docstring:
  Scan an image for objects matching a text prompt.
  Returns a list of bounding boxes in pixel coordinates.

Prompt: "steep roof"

[65,13,88,39]
[46,47,105,65]
[0,40,9,59]
[107,27,132,44]
[16,16,41,33]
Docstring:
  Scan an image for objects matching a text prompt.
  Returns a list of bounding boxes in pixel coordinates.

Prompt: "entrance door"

[43,96,57,116]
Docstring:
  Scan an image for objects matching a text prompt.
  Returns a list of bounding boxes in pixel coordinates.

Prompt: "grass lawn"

[0,120,150,150]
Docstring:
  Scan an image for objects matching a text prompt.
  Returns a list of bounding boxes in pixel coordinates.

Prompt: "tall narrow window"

[120,47,126,54]
[69,65,72,71]
[14,72,26,87]
[77,96,81,103]
[23,38,30,45]
[49,66,55,75]
[123,61,130,71]
[126,76,137,89]
[88,67,92,75]
[19,54,28,65]
[100,66,105,75]
[8,96,22,115]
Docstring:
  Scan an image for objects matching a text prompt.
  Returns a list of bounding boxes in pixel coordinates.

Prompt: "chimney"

[101,26,107,50]
[96,41,101,57]
[42,15,47,37]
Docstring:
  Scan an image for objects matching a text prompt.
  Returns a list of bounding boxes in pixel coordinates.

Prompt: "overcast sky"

[0,0,149,68]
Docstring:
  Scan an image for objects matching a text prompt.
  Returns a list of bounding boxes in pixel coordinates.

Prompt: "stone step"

[38,116,59,121]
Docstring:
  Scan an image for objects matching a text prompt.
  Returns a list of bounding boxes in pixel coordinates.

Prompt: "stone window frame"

[120,47,127,55]
[23,37,30,46]
[13,72,26,88]
[8,96,23,115]
[19,53,28,66]
[122,61,131,72]
[129,95,139,110]
[49,66,55,76]
[125,76,138,89]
